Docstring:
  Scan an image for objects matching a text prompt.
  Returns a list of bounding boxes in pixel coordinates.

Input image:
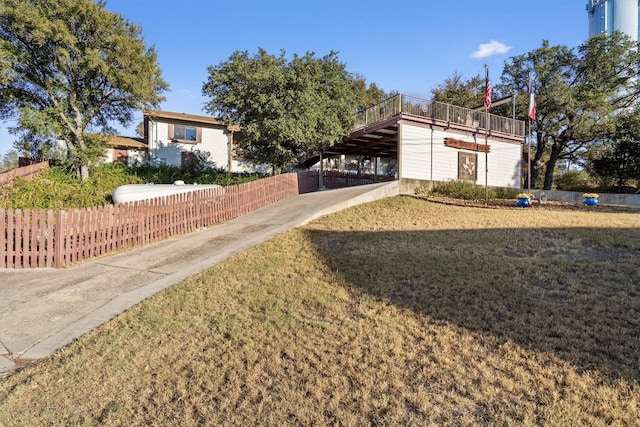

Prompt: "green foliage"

[203,49,356,172]
[430,72,486,108]
[419,180,498,200]
[350,75,392,111]
[587,109,640,189]
[126,159,266,190]
[129,164,265,186]
[0,150,18,172]
[91,162,145,193]
[0,0,169,179]
[492,186,521,199]
[554,170,592,192]
[1,163,141,209]
[135,121,145,138]
[500,32,640,190]
[10,128,66,163]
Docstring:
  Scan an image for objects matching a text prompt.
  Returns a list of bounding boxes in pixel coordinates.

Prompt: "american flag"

[484,77,492,110]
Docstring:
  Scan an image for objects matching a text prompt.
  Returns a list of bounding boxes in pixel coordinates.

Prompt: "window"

[174,125,197,141]
[168,123,201,143]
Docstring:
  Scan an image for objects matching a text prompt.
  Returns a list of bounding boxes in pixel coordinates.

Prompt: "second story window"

[174,125,197,141]
[168,123,201,143]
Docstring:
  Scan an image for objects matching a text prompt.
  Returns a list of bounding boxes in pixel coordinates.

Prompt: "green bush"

[492,187,520,199]
[0,163,144,209]
[128,163,266,186]
[419,180,497,200]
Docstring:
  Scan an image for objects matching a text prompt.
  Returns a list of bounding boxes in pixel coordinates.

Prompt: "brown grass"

[0,196,639,426]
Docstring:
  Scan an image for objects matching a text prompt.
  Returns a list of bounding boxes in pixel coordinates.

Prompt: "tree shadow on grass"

[304,226,640,383]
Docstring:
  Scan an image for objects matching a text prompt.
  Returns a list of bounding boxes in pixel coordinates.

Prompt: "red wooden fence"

[1,173,299,269]
[0,161,50,187]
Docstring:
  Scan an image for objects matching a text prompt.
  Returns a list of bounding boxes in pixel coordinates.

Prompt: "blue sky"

[0,0,588,156]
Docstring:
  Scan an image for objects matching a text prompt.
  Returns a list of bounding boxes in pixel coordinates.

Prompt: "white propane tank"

[112,181,222,203]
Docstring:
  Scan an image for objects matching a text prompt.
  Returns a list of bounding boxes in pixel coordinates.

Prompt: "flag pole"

[484,64,489,205]
[527,76,531,196]
[527,118,531,196]
[527,76,534,197]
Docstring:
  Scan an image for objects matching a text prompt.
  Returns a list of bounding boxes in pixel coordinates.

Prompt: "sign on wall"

[458,152,477,181]
[444,137,490,153]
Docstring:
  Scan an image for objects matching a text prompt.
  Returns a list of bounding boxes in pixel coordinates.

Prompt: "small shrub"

[425,180,497,200]
[493,187,520,199]
[414,186,430,197]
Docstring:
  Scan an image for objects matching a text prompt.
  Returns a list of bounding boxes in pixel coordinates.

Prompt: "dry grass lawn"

[0,196,639,426]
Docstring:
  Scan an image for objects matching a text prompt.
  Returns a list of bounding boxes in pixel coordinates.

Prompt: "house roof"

[104,135,147,150]
[143,109,240,131]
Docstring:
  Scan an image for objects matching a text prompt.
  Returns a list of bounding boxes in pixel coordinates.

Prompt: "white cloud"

[471,40,512,59]
[178,88,196,99]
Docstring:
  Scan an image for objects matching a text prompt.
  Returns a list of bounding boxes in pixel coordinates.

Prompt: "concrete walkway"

[0,182,399,375]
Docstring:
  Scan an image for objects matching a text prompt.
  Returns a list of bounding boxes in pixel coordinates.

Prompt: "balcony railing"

[354,94,525,138]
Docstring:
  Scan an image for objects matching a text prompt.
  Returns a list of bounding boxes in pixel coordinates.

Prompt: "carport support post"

[318,150,325,190]
[373,157,378,183]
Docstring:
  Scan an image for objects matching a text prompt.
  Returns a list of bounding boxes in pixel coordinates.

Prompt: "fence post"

[54,210,65,268]
[45,210,53,267]
[0,209,6,268]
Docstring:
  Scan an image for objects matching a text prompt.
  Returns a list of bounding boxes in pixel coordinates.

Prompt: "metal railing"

[353,94,525,138]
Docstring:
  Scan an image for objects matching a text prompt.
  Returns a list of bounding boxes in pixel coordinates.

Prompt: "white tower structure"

[586,0,639,40]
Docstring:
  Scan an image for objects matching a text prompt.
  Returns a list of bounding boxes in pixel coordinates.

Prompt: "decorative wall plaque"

[458,152,477,181]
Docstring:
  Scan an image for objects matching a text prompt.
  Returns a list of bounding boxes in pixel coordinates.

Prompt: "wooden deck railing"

[1,173,299,269]
[353,94,526,138]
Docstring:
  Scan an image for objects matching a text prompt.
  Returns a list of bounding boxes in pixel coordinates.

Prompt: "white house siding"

[149,121,229,168]
[103,148,117,164]
[129,149,147,166]
[399,123,521,188]
[486,138,522,187]
[199,126,232,169]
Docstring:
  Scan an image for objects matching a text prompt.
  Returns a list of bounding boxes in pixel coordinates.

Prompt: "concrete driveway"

[0,182,399,374]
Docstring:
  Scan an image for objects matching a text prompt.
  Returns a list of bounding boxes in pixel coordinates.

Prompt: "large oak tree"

[0,0,168,179]
[202,49,357,173]
[500,32,640,190]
